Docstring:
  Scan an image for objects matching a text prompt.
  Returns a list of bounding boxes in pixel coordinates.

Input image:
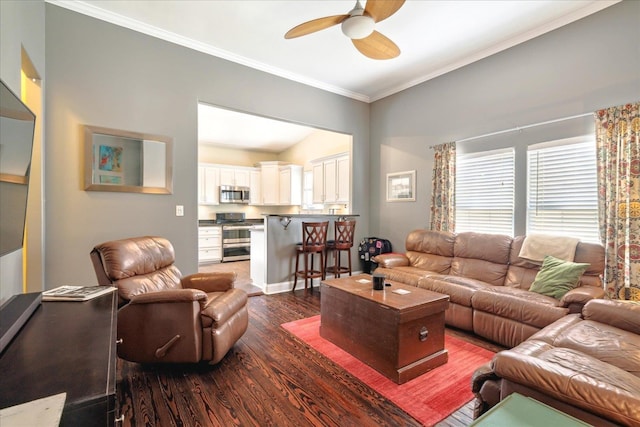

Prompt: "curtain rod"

[429,112,593,148]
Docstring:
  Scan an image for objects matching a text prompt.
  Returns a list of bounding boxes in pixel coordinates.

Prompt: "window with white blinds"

[302,170,323,211]
[527,138,599,243]
[455,148,514,235]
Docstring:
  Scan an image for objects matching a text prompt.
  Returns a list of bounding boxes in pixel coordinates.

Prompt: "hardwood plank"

[199,260,262,296]
[116,290,503,426]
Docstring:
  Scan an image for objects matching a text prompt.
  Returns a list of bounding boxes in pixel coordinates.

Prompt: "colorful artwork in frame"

[98,145,123,172]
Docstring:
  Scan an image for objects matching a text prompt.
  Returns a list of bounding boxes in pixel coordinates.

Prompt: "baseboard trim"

[263,271,364,295]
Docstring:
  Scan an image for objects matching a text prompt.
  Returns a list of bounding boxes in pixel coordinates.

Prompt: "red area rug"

[281,315,494,426]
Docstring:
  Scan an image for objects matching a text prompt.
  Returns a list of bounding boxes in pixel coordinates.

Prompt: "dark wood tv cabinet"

[0,291,118,426]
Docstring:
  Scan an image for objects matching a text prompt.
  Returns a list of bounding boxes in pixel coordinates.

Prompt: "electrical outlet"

[175,205,184,217]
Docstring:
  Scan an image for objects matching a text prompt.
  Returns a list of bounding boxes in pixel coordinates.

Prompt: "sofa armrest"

[181,271,237,292]
[492,348,640,426]
[582,299,640,335]
[129,288,207,304]
[118,291,204,363]
[373,253,409,268]
[560,286,605,312]
[471,362,499,393]
[471,362,502,419]
[200,288,248,326]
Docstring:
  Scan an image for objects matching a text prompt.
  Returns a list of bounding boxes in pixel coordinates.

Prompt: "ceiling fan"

[284,0,405,60]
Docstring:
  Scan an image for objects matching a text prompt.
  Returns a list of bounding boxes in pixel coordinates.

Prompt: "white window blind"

[527,138,599,243]
[456,148,514,235]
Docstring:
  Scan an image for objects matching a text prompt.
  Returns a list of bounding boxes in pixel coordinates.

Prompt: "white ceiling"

[198,103,318,152]
[50,0,619,150]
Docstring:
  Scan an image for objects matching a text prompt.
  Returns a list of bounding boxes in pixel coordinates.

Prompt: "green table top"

[470,393,591,427]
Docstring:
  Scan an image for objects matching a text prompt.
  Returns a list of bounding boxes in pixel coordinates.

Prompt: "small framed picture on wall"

[386,170,416,202]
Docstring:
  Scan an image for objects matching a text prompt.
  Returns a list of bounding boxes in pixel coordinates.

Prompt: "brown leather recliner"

[90,236,248,364]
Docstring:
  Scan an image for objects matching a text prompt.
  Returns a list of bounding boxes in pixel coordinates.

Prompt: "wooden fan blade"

[352,31,400,60]
[364,0,405,23]
[285,15,349,39]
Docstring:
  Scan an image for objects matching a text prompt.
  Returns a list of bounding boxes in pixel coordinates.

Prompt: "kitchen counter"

[250,226,265,288]
[198,218,264,226]
[260,214,360,293]
[263,214,359,218]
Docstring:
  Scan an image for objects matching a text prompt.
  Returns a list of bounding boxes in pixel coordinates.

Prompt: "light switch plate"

[175,205,184,216]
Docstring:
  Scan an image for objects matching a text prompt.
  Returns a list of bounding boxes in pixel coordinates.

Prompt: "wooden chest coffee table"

[320,274,450,384]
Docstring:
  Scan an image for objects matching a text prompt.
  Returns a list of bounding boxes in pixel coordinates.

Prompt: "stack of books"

[42,286,116,302]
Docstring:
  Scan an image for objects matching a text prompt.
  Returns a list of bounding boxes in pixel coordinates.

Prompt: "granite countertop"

[263,214,359,217]
[198,218,264,226]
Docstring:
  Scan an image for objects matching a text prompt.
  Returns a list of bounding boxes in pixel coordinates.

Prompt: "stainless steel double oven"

[216,213,251,262]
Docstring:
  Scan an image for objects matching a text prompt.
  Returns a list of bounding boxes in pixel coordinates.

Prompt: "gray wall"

[5,1,639,289]
[44,4,369,287]
[0,0,45,301]
[0,1,45,90]
[370,0,640,252]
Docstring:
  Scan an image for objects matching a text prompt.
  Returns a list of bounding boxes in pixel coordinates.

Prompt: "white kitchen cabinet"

[219,167,250,187]
[279,165,302,205]
[311,153,350,204]
[249,169,262,205]
[198,225,222,263]
[256,162,302,206]
[323,159,338,204]
[219,168,234,186]
[259,163,280,205]
[335,155,350,203]
[198,164,220,205]
[235,169,250,187]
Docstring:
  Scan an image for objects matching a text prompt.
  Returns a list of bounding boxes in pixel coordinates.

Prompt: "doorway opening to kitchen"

[196,102,353,295]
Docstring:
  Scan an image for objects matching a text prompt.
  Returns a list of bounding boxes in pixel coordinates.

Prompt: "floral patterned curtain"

[429,142,456,231]
[595,102,640,301]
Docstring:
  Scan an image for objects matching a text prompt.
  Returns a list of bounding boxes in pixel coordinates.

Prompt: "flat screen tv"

[0,78,39,354]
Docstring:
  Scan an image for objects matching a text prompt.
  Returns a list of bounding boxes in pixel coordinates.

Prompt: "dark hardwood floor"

[116,290,504,426]
[199,260,263,296]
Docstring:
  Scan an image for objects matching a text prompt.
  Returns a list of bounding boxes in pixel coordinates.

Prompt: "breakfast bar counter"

[260,214,360,293]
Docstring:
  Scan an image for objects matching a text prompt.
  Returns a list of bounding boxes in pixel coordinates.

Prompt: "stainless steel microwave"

[219,185,250,204]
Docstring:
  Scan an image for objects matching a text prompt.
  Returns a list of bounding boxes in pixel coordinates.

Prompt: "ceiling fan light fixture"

[341,15,375,39]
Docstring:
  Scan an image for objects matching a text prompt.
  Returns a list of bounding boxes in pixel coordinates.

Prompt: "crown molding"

[46,0,618,104]
[369,0,620,102]
[46,0,371,103]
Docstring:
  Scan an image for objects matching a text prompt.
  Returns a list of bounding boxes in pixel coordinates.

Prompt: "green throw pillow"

[529,255,590,300]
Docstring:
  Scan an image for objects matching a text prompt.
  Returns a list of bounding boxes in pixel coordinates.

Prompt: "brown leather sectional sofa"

[374,229,640,426]
[374,229,605,348]
[473,299,640,426]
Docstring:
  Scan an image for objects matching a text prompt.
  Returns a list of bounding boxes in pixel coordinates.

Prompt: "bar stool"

[293,221,329,292]
[325,220,356,279]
